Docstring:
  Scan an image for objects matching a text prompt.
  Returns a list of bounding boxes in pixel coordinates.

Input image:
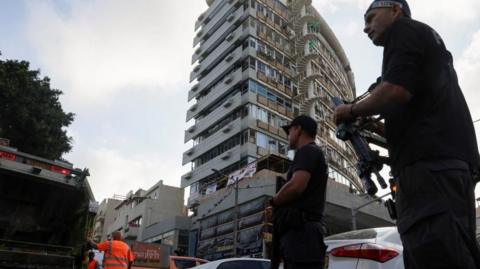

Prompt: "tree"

[0,59,74,160]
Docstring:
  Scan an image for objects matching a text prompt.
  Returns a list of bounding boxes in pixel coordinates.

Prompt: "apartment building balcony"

[258,0,290,19]
[194,0,239,47]
[190,31,249,84]
[187,69,245,121]
[124,225,140,240]
[183,117,243,165]
[185,91,246,143]
[192,6,247,64]
[181,144,244,188]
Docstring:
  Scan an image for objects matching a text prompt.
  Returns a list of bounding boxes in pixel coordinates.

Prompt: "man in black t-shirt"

[335,1,480,268]
[270,115,328,269]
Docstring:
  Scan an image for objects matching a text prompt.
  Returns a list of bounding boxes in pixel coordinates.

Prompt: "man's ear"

[392,5,404,19]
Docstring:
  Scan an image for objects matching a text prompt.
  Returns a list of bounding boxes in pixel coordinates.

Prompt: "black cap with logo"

[281,115,317,137]
[365,0,411,18]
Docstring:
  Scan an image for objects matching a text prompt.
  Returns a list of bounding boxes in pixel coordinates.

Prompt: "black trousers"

[280,222,326,269]
[396,159,480,269]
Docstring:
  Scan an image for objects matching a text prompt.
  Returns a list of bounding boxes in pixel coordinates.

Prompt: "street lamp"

[212,169,239,257]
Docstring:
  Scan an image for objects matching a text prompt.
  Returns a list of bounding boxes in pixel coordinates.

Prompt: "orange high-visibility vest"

[97,240,134,269]
[88,259,98,269]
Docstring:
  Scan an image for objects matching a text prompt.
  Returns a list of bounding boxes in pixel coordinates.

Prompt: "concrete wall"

[142,216,192,241]
[193,168,394,234]
[94,198,122,241]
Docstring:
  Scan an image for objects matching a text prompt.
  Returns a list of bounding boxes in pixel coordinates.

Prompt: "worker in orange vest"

[87,251,99,269]
[88,231,135,269]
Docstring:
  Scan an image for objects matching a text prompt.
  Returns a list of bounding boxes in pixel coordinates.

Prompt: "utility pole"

[212,169,239,257]
[351,192,392,230]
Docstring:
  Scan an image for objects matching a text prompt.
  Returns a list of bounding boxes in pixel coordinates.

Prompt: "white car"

[190,258,270,269]
[325,227,404,269]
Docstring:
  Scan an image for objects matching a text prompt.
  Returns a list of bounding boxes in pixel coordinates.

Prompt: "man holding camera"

[269,115,328,269]
[335,0,480,268]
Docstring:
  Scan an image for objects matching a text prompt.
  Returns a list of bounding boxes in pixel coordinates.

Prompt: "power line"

[474,118,480,124]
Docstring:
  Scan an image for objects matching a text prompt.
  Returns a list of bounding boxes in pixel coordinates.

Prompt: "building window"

[279,142,287,155]
[269,137,278,152]
[256,132,268,148]
[250,38,257,49]
[249,57,256,69]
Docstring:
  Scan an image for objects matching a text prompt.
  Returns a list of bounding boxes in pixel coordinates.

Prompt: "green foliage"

[0,59,75,159]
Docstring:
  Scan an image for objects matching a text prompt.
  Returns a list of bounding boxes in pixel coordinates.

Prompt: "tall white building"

[183,0,392,259]
[184,0,362,214]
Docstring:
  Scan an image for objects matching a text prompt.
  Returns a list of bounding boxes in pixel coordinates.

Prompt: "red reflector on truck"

[50,165,71,176]
[330,243,399,263]
[0,151,16,161]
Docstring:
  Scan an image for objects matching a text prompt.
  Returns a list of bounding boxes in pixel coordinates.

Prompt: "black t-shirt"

[286,142,328,218]
[381,18,480,174]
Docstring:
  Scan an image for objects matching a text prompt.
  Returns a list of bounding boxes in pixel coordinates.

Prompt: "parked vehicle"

[325,227,404,269]
[130,242,207,269]
[169,256,209,269]
[190,258,270,269]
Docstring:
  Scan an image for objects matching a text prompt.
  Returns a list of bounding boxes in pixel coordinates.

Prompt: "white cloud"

[312,0,480,24]
[20,0,206,201]
[411,0,480,24]
[74,148,184,202]
[25,0,206,106]
[312,0,370,13]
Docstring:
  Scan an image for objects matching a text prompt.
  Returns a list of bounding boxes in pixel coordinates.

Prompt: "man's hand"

[335,104,356,125]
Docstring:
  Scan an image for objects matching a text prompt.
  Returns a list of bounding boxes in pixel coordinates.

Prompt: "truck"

[130,242,208,269]
[0,142,96,268]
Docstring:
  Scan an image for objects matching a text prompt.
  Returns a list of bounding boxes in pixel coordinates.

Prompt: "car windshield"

[325,229,390,240]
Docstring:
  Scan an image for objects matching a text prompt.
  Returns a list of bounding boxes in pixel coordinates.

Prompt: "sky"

[0,0,479,203]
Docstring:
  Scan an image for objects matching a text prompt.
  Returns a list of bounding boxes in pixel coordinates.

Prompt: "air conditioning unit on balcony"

[223,98,234,108]
[191,84,199,92]
[221,151,232,160]
[227,15,235,23]
[224,74,234,85]
[184,171,193,180]
[186,148,195,156]
[222,124,233,133]
[195,47,202,55]
[187,126,196,133]
[225,53,235,62]
[193,65,201,72]
[225,33,235,42]
[196,30,204,38]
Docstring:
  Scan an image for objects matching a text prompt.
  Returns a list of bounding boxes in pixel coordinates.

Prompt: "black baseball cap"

[281,115,317,137]
[365,0,411,18]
